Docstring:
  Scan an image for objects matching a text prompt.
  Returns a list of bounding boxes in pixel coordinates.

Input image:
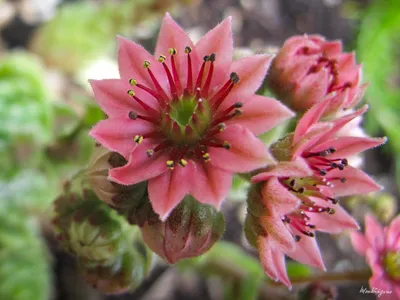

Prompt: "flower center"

[279,176,338,241]
[124,46,242,169]
[384,251,400,281]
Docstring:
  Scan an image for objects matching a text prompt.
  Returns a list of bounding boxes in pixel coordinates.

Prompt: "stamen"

[212,109,242,125]
[202,53,216,97]
[127,90,159,115]
[179,159,188,167]
[159,55,179,101]
[216,102,243,119]
[211,72,240,110]
[166,160,175,170]
[143,60,169,103]
[185,46,193,94]
[169,48,182,94]
[202,152,211,162]
[146,149,154,157]
[128,111,138,120]
[223,141,231,150]
[133,135,144,144]
[195,56,209,91]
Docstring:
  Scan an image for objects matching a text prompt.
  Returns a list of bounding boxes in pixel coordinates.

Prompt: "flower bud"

[80,229,153,294]
[141,196,225,264]
[87,146,147,207]
[268,35,365,115]
[53,188,128,264]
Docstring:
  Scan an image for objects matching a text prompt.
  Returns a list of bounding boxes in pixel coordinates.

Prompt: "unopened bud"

[141,196,225,264]
[80,228,152,294]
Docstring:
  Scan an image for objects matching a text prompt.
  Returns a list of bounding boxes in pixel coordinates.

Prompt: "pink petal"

[287,227,326,270]
[89,118,155,158]
[307,197,359,233]
[326,166,382,197]
[350,231,369,257]
[209,125,275,172]
[274,36,320,70]
[316,105,368,145]
[292,123,333,159]
[252,158,313,183]
[386,215,400,250]
[365,214,385,252]
[293,69,329,112]
[154,13,198,96]
[260,210,296,253]
[195,17,233,90]
[271,247,292,288]
[190,161,233,208]
[262,176,300,215]
[312,136,387,160]
[225,95,294,135]
[218,55,274,110]
[109,142,168,185]
[366,248,385,277]
[293,99,332,144]
[148,161,194,220]
[90,79,148,117]
[117,36,169,95]
[258,236,280,282]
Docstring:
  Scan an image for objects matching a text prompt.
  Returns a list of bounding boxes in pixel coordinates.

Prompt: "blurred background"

[0,0,399,299]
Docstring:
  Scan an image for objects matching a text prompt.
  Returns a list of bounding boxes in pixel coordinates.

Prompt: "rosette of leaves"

[52,178,153,294]
[0,202,51,300]
[0,52,53,179]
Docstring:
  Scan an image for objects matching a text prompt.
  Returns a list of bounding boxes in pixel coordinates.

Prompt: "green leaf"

[0,52,54,179]
[0,203,51,300]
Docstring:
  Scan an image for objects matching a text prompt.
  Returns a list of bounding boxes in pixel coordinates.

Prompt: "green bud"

[141,196,225,264]
[80,228,153,294]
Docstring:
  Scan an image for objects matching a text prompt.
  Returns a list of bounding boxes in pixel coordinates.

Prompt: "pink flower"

[351,215,400,300]
[89,13,294,220]
[247,99,386,288]
[268,35,367,115]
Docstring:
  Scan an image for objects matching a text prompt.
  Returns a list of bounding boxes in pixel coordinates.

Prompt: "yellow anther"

[167,160,175,170]
[127,89,135,97]
[169,48,177,55]
[223,141,231,150]
[218,123,227,132]
[234,108,243,116]
[129,78,137,86]
[202,153,210,162]
[158,55,166,63]
[143,60,151,68]
[146,149,154,157]
[185,46,192,54]
[134,135,144,144]
[179,159,188,167]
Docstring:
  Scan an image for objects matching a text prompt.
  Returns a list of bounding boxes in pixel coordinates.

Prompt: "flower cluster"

[82,13,387,290]
[351,215,400,300]
[245,99,385,287]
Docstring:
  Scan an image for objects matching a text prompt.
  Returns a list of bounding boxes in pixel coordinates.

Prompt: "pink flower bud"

[141,195,225,264]
[268,35,366,115]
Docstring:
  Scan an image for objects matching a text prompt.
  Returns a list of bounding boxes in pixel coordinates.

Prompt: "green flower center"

[384,251,400,280]
[163,96,212,145]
